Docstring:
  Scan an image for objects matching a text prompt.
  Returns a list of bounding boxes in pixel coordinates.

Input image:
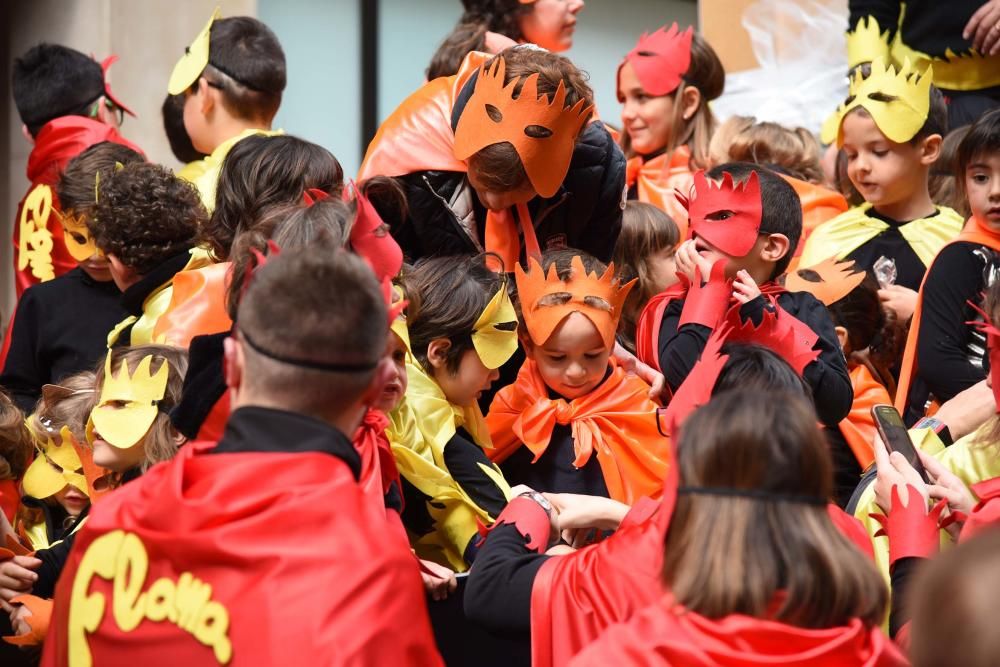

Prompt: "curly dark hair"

[57,141,145,219]
[92,162,205,275]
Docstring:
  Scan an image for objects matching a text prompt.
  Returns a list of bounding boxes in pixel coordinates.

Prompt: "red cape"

[569,595,908,666]
[40,442,442,666]
[353,407,404,516]
[14,116,142,296]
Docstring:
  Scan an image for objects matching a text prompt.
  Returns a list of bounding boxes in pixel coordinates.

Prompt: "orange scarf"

[840,364,891,470]
[896,217,1000,413]
[485,358,668,504]
[625,146,694,239]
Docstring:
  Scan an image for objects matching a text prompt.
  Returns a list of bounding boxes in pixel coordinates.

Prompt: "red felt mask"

[968,302,1000,412]
[100,55,136,118]
[683,170,763,258]
[617,23,693,97]
[344,183,403,283]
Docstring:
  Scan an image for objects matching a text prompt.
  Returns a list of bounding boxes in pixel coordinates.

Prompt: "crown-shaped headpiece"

[91,351,170,449]
[454,56,593,198]
[516,255,636,349]
[682,170,763,257]
[22,425,88,500]
[471,279,519,370]
[821,57,933,145]
[846,16,891,69]
[784,257,867,306]
[618,23,693,97]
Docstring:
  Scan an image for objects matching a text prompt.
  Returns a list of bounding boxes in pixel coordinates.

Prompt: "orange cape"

[485,358,668,504]
[895,218,1000,414]
[782,175,848,264]
[152,261,233,348]
[841,364,892,470]
[625,146,694,239]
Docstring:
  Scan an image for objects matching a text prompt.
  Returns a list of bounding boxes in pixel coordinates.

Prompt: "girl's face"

[518,0,584,52]
[529,312,610,400]
[619,61,675,157]
[965,152,1000,231]
[467,166,538,212]
[376,331,409,413]
[53,484,89,517]
[647,245,679,294]
[433,348,500,408]
[90,426,147,473]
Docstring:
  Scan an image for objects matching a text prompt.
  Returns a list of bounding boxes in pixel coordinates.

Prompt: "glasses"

[90,97,125,126]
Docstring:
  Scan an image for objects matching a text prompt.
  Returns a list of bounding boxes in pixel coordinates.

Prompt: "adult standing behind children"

[39,247,443,666]
[167,9,286,210]
[11,44,140,297]
[360,46,625,270]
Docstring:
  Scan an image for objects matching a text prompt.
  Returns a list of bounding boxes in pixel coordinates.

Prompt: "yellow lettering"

[17,184,55,280]
[68,530,232,666]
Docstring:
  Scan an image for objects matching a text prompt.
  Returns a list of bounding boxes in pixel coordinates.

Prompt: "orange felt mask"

[784,257,867,306]
[453,56,593,198]
[683,170,763,258]
[618,23,693,97]
[516,255,636,349]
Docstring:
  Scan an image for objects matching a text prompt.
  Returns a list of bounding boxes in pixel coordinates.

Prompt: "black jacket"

[372,75,627,265]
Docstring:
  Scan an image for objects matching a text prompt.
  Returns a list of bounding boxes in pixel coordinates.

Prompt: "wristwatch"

[518,490,553,518]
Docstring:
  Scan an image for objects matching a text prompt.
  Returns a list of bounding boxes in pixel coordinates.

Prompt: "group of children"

[2,1,1000,665]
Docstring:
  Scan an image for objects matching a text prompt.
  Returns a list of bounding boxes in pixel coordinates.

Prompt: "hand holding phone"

[871,404,929,483]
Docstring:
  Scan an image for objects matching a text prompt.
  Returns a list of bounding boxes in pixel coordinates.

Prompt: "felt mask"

[345,182,404,283]
[516,255,636,349]
[100,55,136,118]
[617,23,693,97]
[453,56,593,198]
[471,282,519,370]
[58,211,100,262]
[683,170,762,258]
[167,7,220,95]
[968,302,1000,413]
[91,352,170,449]
[821,57,933,146]
[783,257,867,306]
[22,426,88,500]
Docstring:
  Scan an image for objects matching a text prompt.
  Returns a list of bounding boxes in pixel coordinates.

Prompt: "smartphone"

[871,404,929,483]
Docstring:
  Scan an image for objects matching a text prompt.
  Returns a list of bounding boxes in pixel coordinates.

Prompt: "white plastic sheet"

[710,0,850,135]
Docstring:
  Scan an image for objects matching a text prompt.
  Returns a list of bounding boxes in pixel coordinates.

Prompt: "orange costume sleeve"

[486,358,669,504]
[781,175,849,261]
[152,261,233,348]
[839,364,891,470]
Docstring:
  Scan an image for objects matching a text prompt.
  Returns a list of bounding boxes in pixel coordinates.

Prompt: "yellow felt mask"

[471,284,518,370]
[22,426,88,499]
[821,57,933,146]
[91,352,170,449]
[167,7,221,95]
[59,211,100,262]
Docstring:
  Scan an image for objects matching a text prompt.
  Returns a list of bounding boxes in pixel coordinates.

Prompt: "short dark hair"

[161,93,207,164]
[706,162,802,277]
[194,17,286,124]
[237,246,387,418]
[957,108,1000,186]
[92,162,205,275]
[57,142,145,218]
[205,134,344,260]
[402,254,506,374]
[714,343,812,398]
[13,44,104,136]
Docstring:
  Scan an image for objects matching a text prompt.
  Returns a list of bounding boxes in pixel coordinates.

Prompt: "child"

[0,141,142,412]
[15,373,97,551]
[618,23,725,236]
[0,392,33,524]
[11,44,140,296]
[637,162,853,427]
[801,59,963,314]
[391,254,516,571]
[167,9,286,208]
[486,251,668,503]
[612,201,680,354]
[90,161,210,346]
[897,108,1000,424]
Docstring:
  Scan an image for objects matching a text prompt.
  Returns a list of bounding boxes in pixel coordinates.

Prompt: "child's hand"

[878,285,918,322]
[732,270,761,304]
[674,240,713,284]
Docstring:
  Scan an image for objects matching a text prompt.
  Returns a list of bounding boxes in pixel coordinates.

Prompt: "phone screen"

[871,404,929,483]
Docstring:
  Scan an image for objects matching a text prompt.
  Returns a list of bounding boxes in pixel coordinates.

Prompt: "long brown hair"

[619,33,724,170]
[663,390,886,628]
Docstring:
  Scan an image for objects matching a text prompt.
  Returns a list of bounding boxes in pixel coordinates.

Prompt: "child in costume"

[90,162,210,347]
[897,108,1000,423]
[391,254,517,571]
[618,23,725,237]
[0,142,141,412]
[11,44,140,296]
[486,251,668,503]
[800,59,963,318]
[166,9,286,209]
[361,46,623,268]
[612,201,680,354]
[637,163,853,427]
[0,392,33,524]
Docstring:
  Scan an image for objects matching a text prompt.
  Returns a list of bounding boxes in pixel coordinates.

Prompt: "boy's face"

[966,152,1000,231]
[841,111,933,211]
[693,233,781,282]
[527,311,611,400]
[375,331,408,413]
[432,347,499,408]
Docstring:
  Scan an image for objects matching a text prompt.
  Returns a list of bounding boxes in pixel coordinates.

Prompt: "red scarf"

[352,408,403,515]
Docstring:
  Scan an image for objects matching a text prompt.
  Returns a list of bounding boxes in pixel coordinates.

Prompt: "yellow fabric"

[798,203,963,270]
[387,358,510,571]
[23,520,51,551]
[180,129,282,212]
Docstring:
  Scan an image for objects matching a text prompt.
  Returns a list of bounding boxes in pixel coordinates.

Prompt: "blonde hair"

[713,118,824,183]
[27,371,96,446]
[0,391,31,482]
[620,33,724,171]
